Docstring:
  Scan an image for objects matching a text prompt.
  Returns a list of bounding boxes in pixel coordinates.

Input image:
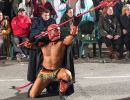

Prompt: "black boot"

[107,46,114,59]
[46,81,59,94]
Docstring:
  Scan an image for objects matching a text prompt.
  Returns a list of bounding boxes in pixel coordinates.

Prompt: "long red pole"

[18,0,119,47]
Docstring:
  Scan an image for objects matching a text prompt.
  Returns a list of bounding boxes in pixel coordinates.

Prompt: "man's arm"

[63,25,78,45]
[63,15,82,45]
[25,35,49,48]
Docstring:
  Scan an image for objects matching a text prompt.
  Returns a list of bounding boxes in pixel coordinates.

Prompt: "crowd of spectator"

[99,0,130,59]
[0,0,130,61]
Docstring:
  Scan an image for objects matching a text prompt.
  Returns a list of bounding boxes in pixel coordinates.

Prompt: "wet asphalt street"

[0,59,130,100]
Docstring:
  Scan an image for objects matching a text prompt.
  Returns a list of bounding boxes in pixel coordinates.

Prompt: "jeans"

[0,42,3,49]
[13,36,29,57]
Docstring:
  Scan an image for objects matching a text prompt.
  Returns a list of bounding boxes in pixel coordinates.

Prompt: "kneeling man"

[29,20,80,98]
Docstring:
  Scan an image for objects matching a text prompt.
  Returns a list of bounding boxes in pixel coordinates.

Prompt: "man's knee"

[60,69,72,80]
[29,91,37,98]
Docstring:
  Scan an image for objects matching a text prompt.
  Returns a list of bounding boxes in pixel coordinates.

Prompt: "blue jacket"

[29,17,56,42]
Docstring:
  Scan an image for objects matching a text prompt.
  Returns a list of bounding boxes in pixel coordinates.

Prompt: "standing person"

[113,0,126,59]
[11,8,31,61]
[10,0,22,18]
[18,0,34,18]
[33,0,56,17]
[99,6,122,59]
[54,0,69,24]
[0,11,11,58]
[120,4,130,59]
[28,16,81,98]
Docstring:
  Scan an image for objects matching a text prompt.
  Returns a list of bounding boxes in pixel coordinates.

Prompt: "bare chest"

[42,41,65,56]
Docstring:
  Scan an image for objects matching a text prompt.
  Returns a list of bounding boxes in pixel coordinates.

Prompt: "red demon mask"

[47,24,60,42]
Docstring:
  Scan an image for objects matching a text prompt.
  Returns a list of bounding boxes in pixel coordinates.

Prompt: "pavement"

[0,58,130,100]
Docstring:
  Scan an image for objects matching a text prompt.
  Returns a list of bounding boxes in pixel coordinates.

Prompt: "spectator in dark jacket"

[99,6,122,59]
[113,0,126,58]
[60,7,74,37]
[120,4,130,59]
[11,8,31,61]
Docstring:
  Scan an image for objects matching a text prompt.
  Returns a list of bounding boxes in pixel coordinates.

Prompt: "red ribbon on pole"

[18,0,119,47]
[11,82,32,91]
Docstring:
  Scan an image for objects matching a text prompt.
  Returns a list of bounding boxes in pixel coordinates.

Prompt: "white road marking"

[1,76,130,82]
[83,75,130,79]
[0,79,24,82]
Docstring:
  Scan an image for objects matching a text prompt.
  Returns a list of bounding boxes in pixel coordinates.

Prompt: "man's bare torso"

[41,41,66,70]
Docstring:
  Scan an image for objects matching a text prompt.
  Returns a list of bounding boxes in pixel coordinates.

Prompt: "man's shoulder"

[49,18,56,22]
[44,18,56,25]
